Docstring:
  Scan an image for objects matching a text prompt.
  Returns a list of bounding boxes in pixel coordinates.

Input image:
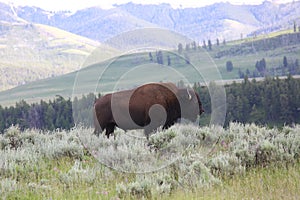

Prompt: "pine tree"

[0,105,4,133]
[28,103,43,129]
[149,52,153,62]
[202,40,207,49]
[255,58,267,76]
[238,69,245,78]
[208,39,212,50]
[226,61,233,72]
[283,56,288,68]
[246,69,251,76]
[223,39,226,45]
[295,59,300,74]
[192,41,197,51]
[184,53,190,64]
[45,104,55,130]
[178,43,183,54]
[167,55,171,66]
[279,82,292,122]
[156,51,163,65]
[185,44,190,51]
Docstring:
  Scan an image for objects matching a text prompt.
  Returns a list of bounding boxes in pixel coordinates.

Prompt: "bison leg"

[162,121,174,130]
[105,123,115,138]
[94,128,101,137]
[144,125,158,140]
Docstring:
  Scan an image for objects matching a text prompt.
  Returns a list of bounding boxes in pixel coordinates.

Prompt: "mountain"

[0,2,122,91]
[1,1,300,92]
[246,1,300,35]
[16,6,159,42]
[14,1,300,42]
[0,2,26,24]
[0,20,118,91]
[114,2,260,41]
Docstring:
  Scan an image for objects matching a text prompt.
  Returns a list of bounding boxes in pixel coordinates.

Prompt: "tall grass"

[0,123,299,199]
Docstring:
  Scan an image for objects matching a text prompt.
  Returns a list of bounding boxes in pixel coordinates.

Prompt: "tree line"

[0,93,100,133]
[0,96,72,133]
[227,56,300,79]
[194,75,300,126]
[217,31,300,58]
[147,38,227,67]
[1,76,300,133]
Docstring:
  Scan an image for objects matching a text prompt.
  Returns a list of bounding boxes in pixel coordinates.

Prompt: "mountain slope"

[63,7,159,42]
[0,22,118,91]
[0,2,26,24]
[14,1,300,42]
[16,6,159,42]
[116,2,261,40]
[249,1,300,34]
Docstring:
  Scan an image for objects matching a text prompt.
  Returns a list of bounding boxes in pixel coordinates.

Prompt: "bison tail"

[93,105,102,136]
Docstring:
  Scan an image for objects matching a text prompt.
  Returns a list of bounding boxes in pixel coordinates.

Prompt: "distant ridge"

[14,1,300,42]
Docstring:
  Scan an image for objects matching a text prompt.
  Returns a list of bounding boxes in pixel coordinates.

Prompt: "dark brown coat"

[93,82,204,138]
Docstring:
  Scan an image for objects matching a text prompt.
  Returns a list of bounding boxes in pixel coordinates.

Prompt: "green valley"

[1,29,300,106]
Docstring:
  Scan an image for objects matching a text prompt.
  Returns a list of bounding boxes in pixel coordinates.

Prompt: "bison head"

[177,88,204,122]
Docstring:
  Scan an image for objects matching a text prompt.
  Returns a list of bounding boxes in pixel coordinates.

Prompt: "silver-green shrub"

[207,152,245,177]
[58,160,97,187]
[0,122,300,198]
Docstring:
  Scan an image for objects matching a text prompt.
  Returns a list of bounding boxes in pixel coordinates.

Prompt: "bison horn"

[187,88,192,100]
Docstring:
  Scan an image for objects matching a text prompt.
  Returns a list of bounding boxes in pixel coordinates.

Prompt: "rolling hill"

[0,1,123,91]
[1,29,300,106]
[0,22,121,91]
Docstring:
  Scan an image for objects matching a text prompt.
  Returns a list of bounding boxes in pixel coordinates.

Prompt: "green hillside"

[0,22,119,91]
[1,30,300,106]
[0,50,217,106]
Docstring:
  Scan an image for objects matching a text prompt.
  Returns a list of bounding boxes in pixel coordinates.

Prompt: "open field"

[0,123,299,199]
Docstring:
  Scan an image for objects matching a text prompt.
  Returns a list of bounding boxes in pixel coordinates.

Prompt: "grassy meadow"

[0,123,299,199]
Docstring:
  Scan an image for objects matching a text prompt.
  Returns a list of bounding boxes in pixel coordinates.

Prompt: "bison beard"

[93,82,204,139]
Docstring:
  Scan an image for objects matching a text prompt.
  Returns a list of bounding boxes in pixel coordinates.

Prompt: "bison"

[93,82,204,138]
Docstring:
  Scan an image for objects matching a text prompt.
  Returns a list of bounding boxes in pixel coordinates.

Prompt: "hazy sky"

[2,0,296,11]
